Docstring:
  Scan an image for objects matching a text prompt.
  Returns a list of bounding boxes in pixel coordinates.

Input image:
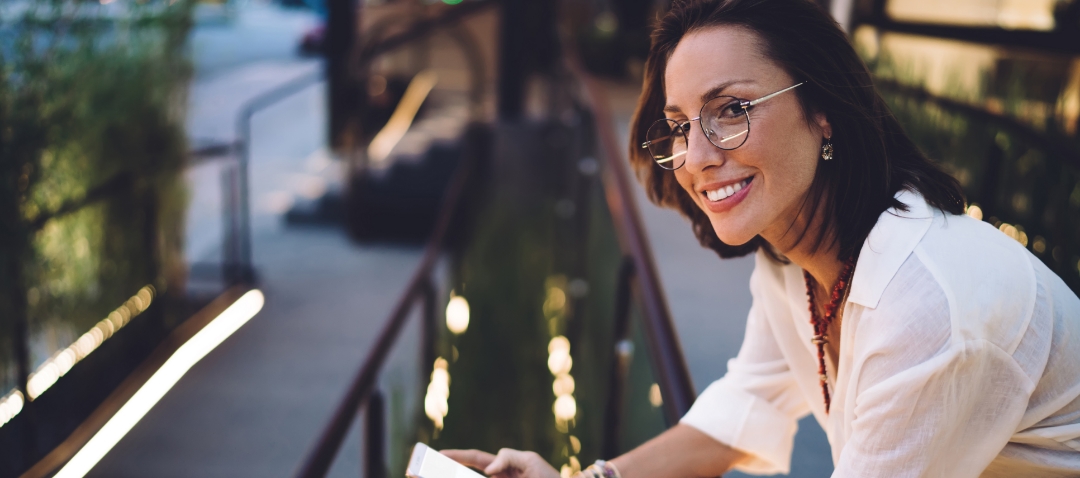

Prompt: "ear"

[813,111,832,140]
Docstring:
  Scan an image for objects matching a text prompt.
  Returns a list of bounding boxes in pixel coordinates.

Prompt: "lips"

[699,176,754,214]
[703,177,753,202]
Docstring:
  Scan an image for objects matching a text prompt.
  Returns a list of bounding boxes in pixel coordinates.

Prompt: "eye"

[717,100,746,119]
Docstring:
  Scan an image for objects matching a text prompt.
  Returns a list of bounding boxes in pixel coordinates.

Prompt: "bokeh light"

[446,295,470,335]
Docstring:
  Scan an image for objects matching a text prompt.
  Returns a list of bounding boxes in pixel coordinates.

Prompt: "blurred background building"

[0,0,1076,477]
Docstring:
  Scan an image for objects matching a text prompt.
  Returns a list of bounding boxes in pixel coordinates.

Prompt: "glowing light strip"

[23,286,157,402]
[54,289,265,478]
[367,70,439,163]
[0,390,24,428]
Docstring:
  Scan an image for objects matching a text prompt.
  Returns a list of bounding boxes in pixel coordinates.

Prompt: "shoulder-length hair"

[629,0,966,260]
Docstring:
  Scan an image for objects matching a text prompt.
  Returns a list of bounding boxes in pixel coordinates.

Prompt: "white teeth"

[705,178,751,202]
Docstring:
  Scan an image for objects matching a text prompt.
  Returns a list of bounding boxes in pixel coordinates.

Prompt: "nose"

[682,119,725,174]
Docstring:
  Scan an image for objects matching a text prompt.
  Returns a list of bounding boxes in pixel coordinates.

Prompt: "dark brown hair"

[629,0,965,260]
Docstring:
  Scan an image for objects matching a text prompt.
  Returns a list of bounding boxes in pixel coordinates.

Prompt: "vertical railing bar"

[363,389,387,478]
[602,257,636,458]
[296,285,424,477]
[236,118,252,283]
[420,276,437,385]
[221,162,240,284]
[233,70,324,285]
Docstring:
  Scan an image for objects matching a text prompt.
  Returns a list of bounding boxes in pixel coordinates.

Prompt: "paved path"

[92,228,425,477]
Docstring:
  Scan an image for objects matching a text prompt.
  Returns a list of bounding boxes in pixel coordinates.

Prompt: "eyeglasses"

[640,82,804,170]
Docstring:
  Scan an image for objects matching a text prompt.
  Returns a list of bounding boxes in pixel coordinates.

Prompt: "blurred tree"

[0,0,193,467]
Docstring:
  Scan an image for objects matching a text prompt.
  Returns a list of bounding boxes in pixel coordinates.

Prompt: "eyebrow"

[662,79,756,115]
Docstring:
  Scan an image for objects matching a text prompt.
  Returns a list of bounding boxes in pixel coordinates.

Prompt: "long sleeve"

[680,257,810,475]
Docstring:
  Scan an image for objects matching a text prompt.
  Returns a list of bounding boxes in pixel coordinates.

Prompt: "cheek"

[674,170,697,202]
[767,151,816,193]
[754,122,819,193]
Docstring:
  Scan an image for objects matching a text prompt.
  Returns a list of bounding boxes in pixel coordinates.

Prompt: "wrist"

[573,460,621,478]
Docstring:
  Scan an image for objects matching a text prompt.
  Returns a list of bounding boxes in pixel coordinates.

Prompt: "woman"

[447,0,1080,476]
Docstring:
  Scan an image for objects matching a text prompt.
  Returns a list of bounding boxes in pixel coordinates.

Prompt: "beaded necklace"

[802,256,857,413]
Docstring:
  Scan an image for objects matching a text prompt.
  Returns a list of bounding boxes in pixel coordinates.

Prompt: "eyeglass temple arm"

[747,82,805,107]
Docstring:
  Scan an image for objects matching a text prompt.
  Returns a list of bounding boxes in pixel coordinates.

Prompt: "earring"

[821,139,834,161]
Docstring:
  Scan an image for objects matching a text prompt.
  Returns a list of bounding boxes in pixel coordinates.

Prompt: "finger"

[441,449,496,470]
[521,451,558,478]
[484,448,526,475]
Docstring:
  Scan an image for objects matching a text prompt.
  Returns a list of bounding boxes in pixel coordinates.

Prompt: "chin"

[711,223,756,247]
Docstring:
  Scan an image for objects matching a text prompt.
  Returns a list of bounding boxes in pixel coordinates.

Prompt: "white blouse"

[681,190,1080,477]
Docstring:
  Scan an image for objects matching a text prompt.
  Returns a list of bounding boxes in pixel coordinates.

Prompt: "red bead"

[803,256,858,414]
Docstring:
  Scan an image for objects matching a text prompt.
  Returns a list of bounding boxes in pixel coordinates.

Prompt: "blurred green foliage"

[414,124,666,476]
[0,0,193,393]
[860,40,1080,294]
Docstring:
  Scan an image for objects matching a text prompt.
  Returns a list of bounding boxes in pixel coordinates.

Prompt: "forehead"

[663,26,783,110]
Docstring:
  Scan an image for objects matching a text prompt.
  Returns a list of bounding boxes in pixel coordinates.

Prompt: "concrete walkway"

[91,227,424,477]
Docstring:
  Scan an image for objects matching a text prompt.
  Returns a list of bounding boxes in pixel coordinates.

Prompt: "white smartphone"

[406,443,486,478]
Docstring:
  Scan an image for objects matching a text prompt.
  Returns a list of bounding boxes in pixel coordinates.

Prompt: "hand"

[442,448,561,478]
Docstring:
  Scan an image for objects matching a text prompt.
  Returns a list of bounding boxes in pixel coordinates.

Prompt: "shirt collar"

[847,189,937,309]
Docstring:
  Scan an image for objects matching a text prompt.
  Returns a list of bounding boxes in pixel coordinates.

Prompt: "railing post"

[235,116,254,284]
[326,0,360,150]
[364,390,387,478]
[602,256,636,458]
[419,277,437,382]
[11,251,35,468]
[221,162,241,284]
[230,71,323,287]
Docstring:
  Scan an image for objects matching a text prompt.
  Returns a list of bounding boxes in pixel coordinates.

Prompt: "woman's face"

[664,26,830,249]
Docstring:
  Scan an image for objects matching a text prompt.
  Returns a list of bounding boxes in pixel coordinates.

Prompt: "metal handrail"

[293,4,501,475]
[233,69,325,283]
[570,63,697,425]
[293,126,477,478]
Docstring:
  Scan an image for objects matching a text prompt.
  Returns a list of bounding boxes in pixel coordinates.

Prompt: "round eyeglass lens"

[645,119,688,170]
[700,96,750,150]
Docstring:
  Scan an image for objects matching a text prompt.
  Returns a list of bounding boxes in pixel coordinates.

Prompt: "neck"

[787,241,845,293]
[762,197,846,291]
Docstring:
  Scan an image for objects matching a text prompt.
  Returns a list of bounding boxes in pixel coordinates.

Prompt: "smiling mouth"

[704,177,753,202]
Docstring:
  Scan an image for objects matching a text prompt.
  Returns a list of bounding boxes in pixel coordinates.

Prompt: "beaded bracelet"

[593,460,623,478]
[575,460,622,478]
